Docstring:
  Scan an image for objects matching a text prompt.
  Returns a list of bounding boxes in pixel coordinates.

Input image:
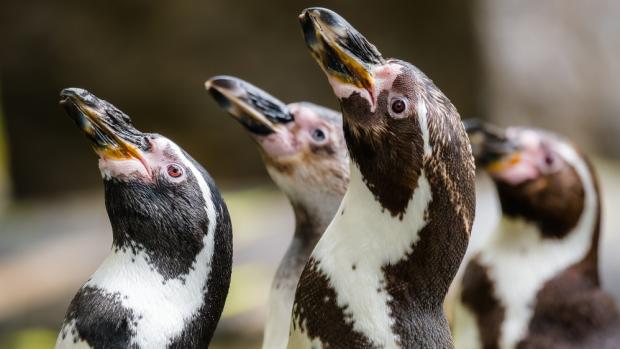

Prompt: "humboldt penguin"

[452,120,620,349]
[205,75,349,349]
[55,88,232,348]
[289,8,476,349]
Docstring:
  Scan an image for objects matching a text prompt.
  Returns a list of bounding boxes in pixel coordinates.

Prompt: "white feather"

[288,88,434,349]
[416,100,432,157]
[290,163,433,348]
[56,139,218,349]
[56,320,93,349]
[457,138,598,349]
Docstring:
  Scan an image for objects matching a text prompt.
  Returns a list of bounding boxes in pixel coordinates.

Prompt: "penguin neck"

[109,222,206,252]
[334,160,433,253]
[483,152,601,285]
[477,157,600,349]
[104,203,209,280]
[268,164,344,246]
[311,161,437,334]
[270,191,340,293]
[271,191,340,288]
[289,195,339,246]
[290,109,475,348]
[290,158,467,349]
[95,165,232,346]
[85,217,222,347]
[483,192,600,285]
[476,211,600,349]
[262,187,342,349]
[333,159,465,299]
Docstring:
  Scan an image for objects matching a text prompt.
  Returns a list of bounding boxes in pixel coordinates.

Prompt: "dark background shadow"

[0,0,483,199]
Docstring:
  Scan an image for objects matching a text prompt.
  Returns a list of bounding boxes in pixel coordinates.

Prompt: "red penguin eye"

[167,164,184,178]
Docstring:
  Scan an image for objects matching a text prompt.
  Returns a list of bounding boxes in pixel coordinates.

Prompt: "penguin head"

[206,76,349,211]
[60,88,218,276]
[466,120,597,238]
[299,7,473,218]
[298,7,446,126]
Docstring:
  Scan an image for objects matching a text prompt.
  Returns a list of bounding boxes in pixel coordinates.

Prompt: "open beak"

[299,7,384,91]
[464,119,521,172]
[205,76,294,136]
[59,88,152,176]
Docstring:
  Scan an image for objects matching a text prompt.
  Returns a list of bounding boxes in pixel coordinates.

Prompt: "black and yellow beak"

[299,7,384,90]
[205,76,293,136]
[60,88,150,167]
[464,119,521,172]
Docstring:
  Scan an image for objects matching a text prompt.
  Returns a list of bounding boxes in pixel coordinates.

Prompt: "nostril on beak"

[143,136,153,151]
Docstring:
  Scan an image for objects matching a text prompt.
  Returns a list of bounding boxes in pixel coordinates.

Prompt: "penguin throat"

[290,105,476,348]
[290,163,451,348]
[343,132,425,218]
[266,165,344,241]
[479,195,598,349]
[291,199,337,246]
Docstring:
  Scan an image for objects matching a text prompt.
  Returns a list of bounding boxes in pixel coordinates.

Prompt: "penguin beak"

[299,7,384,92]
[205,76,294,136]
[464,119,521,172]
[59,88,151,176]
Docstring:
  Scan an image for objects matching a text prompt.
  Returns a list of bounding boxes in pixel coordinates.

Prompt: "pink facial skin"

[489,128,564,186]
[98,137,186,183]
[253,103,332,160]
[327,61,403,112]
[255,128,298,159]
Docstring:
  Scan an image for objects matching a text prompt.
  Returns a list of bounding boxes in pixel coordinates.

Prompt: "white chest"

[479,216,594,349]
[56,234,215,349]
[454,138,598,349]
[291,164,433,349]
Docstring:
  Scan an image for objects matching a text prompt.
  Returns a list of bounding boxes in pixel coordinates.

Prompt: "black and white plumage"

[452,121,620,349]
[289,8,476,349]
[55,88,232,349]
[206,76,349,349]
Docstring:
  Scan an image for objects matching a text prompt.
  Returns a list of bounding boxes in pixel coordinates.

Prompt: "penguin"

[289,8,476,349]
[205,76,349,349]
[452,120,620,349]
[55,88,233,349]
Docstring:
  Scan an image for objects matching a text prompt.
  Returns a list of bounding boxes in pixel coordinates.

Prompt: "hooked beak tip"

[299,7,382,92]
[205,76,235,92]
[464,119,521,168]
[205,76,294,136]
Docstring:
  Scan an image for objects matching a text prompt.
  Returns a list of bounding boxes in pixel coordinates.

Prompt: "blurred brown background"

[0,0,483,199]
[0,1,619,348]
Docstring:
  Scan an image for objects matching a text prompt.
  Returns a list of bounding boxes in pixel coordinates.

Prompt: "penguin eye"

[544,155,554,166]
[166,164,184,178]
[389,98,408,118]
[540,148,562,173]
[311,128,327,143]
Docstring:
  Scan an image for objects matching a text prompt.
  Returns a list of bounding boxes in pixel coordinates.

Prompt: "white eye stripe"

[76,137,220,348]
[416,100,432,157]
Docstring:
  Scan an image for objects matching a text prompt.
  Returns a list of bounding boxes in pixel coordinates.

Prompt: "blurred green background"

[1,0,619,348]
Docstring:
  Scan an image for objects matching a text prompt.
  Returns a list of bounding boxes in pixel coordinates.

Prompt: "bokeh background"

[1,0,619,348]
